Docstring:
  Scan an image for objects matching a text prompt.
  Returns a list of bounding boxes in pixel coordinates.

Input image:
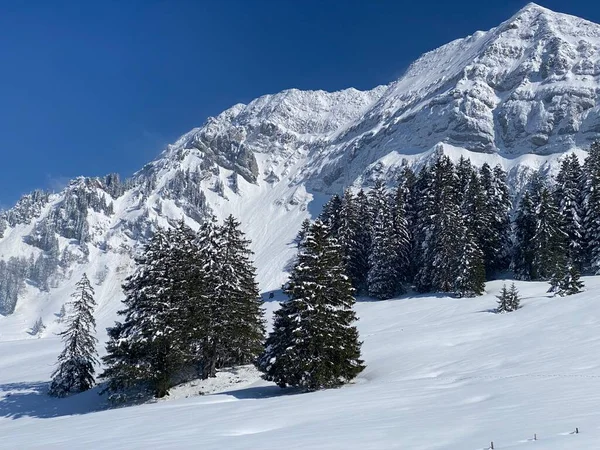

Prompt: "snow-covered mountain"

[2,3,600,335]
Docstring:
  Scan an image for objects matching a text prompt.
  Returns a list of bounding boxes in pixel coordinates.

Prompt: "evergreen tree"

[455,156,474,205]
[479,163,511,276]
[319,194,343,236]
[496,284,511,313]
[513,191,536,280]
[101,227,191,399]
[368,206,400,299]
[216,215,265,366]
[49,274,98,397]
[368,181,401,299]
[555,154,584,270]
[295,218,311,248]
[489,165,513,274]
[496,283,520,313]
[555,265,585,297]
[257,220,364,391]
[582,141,600,272]
[531,187,568,280]
[454,226,486,297]
[392,181,411,283]
[397,166,418,279]
[190,216,226,380]
[343,189,372,293]
[415,156,462,292]
[508,283,521,311]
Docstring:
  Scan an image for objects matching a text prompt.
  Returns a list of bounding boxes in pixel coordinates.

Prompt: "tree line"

[313,145,599,299]
[49,215,364,399]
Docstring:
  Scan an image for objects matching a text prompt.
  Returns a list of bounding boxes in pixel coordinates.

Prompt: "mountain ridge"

[1,3,600,335]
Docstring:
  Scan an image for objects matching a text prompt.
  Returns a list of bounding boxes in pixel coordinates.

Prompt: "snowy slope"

[2,278,600,449]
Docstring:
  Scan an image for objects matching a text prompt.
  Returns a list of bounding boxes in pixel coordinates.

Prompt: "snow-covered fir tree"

[258,220,364,391]
[454,226,486,297]
[397,166,418,278]
[555,153,584,270]
[513,191,536,280]
[319,194,343,236]
[340,189,372,293]
[216,215,265,366]
[101,227,191,399]
[583,141,600,273]
[489,165,512,274]
[555,265,585,297]
[531,186,568,280]
[496,283,520,313]
[189,215,228,380]
[415,156,462,292]
[368,181,401,299]
[295,218,311,248]
[392,180,411,283]
[49,274,98,397]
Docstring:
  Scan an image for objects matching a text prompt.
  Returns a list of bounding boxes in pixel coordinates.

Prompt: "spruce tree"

[217,215,265,366]
[496,284,511,313]
[319,194,343,236]
[454,226,486,297]
[489,165,512,274]
[513,191,536,280]
[496,283,520,313]
[392,181,411,283]
[479,163,511,277]
[344,189,372,293]
[508,283,521,311]
[555,154,584,270]
[258,220,364,391]
[416,156,462,292]
[397,166,418,279]
[49,274,98,397]
[556,265,585,297]
[190,215,226,380]
[582,141,600,272]
[531,187,568,280]
[368,181,401,299]
[101,227,190,399]
[295,218,311,248]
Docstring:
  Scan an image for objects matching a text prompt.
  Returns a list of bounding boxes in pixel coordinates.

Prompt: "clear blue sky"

[1,0,599,206]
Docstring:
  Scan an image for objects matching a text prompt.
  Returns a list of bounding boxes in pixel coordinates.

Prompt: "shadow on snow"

[0,381,104,419]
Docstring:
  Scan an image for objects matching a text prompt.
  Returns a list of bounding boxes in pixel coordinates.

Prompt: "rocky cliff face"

[1,4,599,330]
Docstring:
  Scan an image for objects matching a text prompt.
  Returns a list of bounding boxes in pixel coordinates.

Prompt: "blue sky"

[1,0,599,206]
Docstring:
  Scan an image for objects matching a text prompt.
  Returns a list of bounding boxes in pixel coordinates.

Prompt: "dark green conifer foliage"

[415,156,462,292]
[257,220,364,391]
[555,154,584,270]
[496,283,520,313]
[101,228,189,399]
[217,215,265,366]
[582,141,600,272]
[555,265,585,297]
[368,180,402,299]
[513,191,537,280]
[49,273,98,397]
[319,194,343,236]
[454,226,486,297]
[531,187,568,280]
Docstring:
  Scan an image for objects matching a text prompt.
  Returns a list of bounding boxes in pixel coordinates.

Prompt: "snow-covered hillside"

[2,278,600,449]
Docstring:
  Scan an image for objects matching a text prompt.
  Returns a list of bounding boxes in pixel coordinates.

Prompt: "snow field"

[1,277,600,449]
